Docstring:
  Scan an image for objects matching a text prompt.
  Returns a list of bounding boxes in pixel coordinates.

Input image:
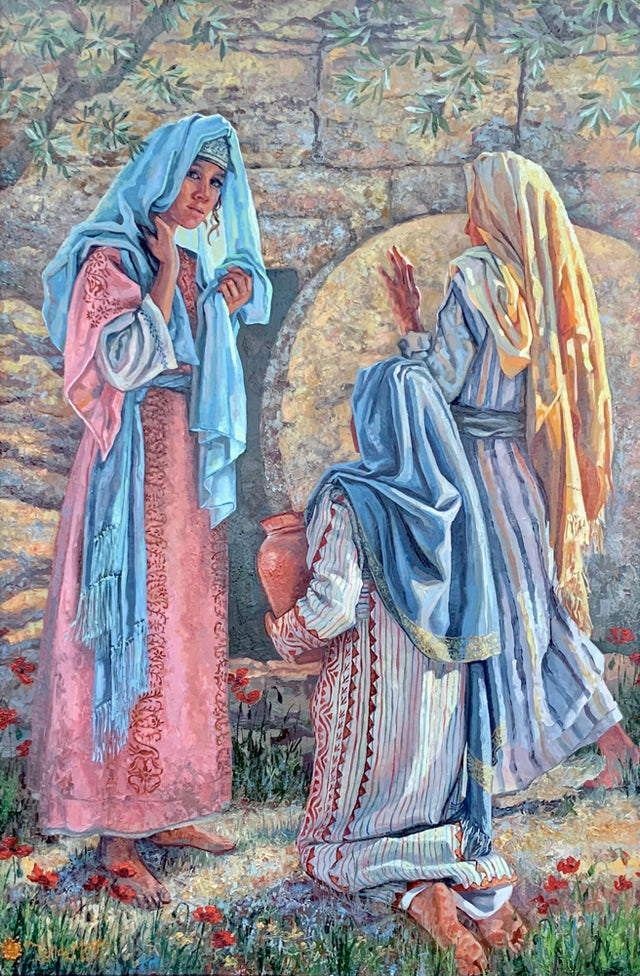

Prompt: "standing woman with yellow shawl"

[381,151,636,793]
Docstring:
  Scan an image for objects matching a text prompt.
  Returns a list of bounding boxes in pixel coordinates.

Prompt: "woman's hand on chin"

[144,215,179,272]
[217,266,252,315]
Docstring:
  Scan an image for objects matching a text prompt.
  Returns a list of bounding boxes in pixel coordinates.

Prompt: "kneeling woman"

[267,358,523,976]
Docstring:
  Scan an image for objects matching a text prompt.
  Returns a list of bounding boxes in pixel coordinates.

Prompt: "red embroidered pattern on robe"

[83,249,131,329]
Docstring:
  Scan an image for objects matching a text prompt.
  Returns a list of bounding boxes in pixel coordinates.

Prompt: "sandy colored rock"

[0,499,59,562]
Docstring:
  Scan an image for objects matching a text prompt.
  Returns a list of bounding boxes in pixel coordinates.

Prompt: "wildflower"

[194,905,223,924]
[543,874,568,892]
[212,930,236,949]
[111,862,136,878]
[614,876,633,891]
[27,863,59,890]
[9,657,36,685]
[228,668,250,692]
[1,837,17,851]
[0,709,18,731]
[236,690,249,703]
[110,882,137,903]
[621,851,631,866]
[557,856,581,874]
[607,627,636,646]
[83,874,110,892]
[170,932,193,946]
[14,845,33,858]
[532,895,549,915]
[15,740,31,758]
[0,848,12,861]
[245,689,261,704]
[1,937,22,961]
[630,652,640,666]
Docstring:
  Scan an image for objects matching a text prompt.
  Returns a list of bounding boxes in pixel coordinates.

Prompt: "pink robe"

[28,248,232,836]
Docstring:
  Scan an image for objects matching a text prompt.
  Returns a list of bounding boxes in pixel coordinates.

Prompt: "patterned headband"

[195,137,230,172]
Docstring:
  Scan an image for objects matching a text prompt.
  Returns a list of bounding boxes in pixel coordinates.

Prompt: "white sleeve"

[269,493,363,663]
[297,494,363,641]
[399,284,480,403]
[97,294,178,391]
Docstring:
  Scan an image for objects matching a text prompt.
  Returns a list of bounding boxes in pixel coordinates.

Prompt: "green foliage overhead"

[321,0,640,149]
[0,0,235,186]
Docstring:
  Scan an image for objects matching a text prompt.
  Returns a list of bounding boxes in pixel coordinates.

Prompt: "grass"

[231,690,311,806]
[0,668,637,973]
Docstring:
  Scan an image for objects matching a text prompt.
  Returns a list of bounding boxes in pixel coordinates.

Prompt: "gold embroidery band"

[467,753,493,792]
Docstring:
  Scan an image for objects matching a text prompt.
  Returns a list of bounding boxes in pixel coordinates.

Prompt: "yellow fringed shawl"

[448,151,612,635]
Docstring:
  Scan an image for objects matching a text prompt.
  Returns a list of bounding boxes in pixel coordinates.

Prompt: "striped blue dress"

[404,274,621,794]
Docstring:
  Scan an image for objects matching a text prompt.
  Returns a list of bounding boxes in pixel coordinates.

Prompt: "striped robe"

[270,489,514,902]
[403,275,621,793]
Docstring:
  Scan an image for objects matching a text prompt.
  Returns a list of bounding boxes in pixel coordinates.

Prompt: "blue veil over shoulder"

[43,114,271,760]
[43,112,272,525]
[307,357,505,853]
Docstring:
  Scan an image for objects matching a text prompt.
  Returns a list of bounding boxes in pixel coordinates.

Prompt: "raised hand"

[217,266,253,315]
[378,245,424,336]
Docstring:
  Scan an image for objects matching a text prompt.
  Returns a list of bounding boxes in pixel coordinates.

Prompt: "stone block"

[258,214,352,281]
[390,165,467,222]
[251,168,391,238]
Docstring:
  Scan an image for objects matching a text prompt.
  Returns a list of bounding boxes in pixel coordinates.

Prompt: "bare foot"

[150,824,235,854]
[472,901,526,954]
[584,723,640,789]
[98,836,170,910]
[407,882,488,976]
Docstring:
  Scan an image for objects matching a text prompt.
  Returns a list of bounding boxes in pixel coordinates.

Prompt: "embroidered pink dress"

[28,247,232,837]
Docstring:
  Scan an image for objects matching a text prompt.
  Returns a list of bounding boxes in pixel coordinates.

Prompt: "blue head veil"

[43,112,271,525]
[307,357,505,854]
[44,114,271,760]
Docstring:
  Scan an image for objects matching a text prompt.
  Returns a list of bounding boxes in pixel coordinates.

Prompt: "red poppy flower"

[9,657,36,685]
[212,930,236,948]
[621,851,631,866]
[231,677,250,693]
[557,856,581,875]
[543,875,568,892]
[245,689,261,704]
[14,845,33,858]
[110,882,137,903]
[2,837,18,851]
[27,864,59,890]
[83,874,110,892]
[15,740,31,758]
[111,862,136,878]
[235,690,248,703]
[193,905,223,924]
[532,895,557,915]
[607,627,636,646]
[614,876,633,891]
[0,848,13,861]
[0,709,17,731]
[630,652,640,666]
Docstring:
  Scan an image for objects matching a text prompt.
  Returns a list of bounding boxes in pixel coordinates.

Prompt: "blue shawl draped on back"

[307,357,504,855]
[42,114,272,760]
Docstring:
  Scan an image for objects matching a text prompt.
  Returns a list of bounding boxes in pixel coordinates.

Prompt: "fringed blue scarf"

[42,114,272,760]
[307,357,505,854]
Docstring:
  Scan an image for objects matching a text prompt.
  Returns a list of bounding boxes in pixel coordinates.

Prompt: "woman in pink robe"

[28,114,271,907]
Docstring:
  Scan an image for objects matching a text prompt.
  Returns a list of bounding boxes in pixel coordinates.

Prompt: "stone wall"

[1,1,639,734]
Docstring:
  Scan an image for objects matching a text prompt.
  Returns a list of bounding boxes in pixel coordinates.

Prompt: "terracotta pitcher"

[257,511,311,618]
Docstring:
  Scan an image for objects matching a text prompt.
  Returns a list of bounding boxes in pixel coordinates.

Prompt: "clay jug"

[257,511,311,618]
